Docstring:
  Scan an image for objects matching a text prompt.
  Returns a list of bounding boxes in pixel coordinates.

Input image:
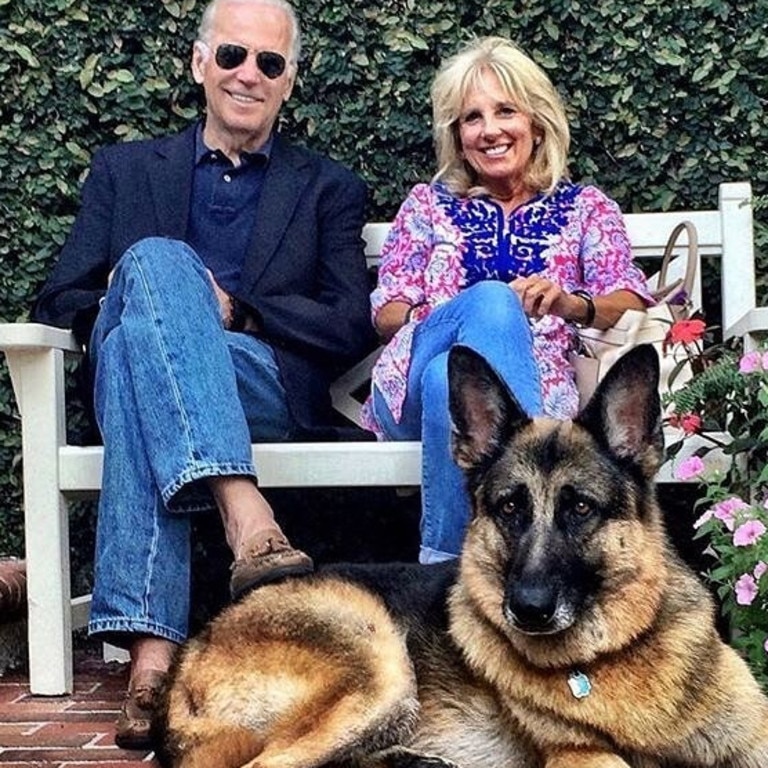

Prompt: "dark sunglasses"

[213,43,287,79]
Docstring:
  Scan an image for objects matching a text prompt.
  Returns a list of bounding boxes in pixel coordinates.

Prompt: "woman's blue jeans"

[372,282,542,563]
[87,237,297,646]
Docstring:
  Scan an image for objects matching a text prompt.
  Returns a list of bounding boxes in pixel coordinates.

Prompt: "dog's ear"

[448,345,530,470]
[576,344,664,475]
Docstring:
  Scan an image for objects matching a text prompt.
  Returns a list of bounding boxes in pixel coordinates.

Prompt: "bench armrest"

[0,323,79,420]
[330,347,381,427]
[0,322,80,353]
[724,307,768,352]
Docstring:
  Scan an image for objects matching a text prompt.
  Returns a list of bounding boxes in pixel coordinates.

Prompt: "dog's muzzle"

[504,579,572,635]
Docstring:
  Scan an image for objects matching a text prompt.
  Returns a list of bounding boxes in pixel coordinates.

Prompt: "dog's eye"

[501,499,518,516]
[558,487,596,526]
[573,499,592,517]
[495,486,530,519]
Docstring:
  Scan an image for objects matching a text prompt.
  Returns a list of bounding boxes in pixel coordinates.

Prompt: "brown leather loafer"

[230,531,314,601]
[115,669,166,750]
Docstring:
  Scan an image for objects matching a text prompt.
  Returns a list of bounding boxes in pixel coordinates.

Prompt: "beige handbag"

[573,221,699,407]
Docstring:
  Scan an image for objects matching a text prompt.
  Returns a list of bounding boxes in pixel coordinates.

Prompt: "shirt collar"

[194,122,272,167]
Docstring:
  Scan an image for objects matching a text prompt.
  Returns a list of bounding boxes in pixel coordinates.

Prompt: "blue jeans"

[88,237,297,645]
[372,282,542,563]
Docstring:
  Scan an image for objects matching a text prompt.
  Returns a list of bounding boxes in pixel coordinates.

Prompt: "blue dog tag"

[568,670,592,699]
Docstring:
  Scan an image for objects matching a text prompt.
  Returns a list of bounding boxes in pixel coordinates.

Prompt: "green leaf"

[65,141,90,164]
[164,1,182,18]
[79,54,100,90]
[652,50,686,67]
[8,42,40,68]
[709,564,734,582]
[108,69,135,84]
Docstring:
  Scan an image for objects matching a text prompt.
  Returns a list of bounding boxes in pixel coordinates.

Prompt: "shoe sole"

[230,560,314,601]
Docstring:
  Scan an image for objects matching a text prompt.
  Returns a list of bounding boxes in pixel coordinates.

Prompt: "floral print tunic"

[362,179,653,434]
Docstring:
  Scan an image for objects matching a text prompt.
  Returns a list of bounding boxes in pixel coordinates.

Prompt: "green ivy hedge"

[1,0,766,558]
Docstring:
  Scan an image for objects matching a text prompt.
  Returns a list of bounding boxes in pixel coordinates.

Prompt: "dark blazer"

[32,123,376,436]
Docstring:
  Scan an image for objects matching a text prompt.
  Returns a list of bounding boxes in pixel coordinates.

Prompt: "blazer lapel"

[148,124,197,240]
[239,135,311,292]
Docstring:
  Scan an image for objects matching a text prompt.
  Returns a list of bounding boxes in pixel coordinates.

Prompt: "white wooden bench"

[0,181,758,695]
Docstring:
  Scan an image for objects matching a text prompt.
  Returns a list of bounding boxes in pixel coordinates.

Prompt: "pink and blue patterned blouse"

[362,179,653,434]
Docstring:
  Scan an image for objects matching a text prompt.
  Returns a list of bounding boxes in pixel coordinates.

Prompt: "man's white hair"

[197,0,301,64]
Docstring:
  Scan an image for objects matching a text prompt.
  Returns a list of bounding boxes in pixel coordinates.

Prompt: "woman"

[363,36,653,564]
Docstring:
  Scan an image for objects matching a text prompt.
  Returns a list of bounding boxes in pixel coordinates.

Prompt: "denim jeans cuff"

[419,546,459,565]
[88,618,187,649]
[163,462,259,511]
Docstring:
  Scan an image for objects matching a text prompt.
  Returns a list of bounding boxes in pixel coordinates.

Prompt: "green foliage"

[667,343,768,686]
[1,0,767,563]
[666,349,746,431]
[693,494,768,689]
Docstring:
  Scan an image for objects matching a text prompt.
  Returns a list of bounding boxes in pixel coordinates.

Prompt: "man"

[32,0,372,748]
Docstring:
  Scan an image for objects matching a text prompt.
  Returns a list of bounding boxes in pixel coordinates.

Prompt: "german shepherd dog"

[154,344,768,768]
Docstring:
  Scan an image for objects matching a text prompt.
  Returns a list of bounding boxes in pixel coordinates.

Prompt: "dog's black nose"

[506,582,558,634]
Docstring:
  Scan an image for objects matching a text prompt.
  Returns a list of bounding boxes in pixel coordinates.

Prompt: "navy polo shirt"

[187,125,271,294]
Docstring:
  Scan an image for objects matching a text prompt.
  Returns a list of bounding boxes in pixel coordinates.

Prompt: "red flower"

[667,319,706,345]
[668,412,702,434]
[680,413,701,435]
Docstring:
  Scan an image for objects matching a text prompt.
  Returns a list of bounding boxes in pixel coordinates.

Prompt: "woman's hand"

[509,275,574,320]
[510,277,646,329]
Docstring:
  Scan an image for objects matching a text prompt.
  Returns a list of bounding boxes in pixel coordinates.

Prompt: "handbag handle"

[652,221,698,302]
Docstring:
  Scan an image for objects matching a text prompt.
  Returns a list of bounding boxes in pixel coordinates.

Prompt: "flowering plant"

[664,322,768,688]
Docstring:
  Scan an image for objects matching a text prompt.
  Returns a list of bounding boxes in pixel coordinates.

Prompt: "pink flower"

[675,456,705,481]
[755,562,768,580]
[733,520,767,546]
[735,573,759,606]
[764,638,768,655]
[711,496,750,532]
[739,351,764,373]
[714,497,750,515]
[693,509,714,528]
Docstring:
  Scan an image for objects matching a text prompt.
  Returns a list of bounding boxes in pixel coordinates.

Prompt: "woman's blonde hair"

[431,36,570,197]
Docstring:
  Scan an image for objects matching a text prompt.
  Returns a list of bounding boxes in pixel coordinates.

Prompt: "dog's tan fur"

[155,345,768,768]
[159,577,419,768]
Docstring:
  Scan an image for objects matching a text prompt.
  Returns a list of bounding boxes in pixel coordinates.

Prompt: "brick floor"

[0,647,159,766]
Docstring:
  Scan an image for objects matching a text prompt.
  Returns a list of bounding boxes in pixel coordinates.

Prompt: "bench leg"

[11,348,74,694]
[25,493,74,695]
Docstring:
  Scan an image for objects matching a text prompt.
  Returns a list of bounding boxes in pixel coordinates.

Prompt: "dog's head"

[448,344,669,667]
